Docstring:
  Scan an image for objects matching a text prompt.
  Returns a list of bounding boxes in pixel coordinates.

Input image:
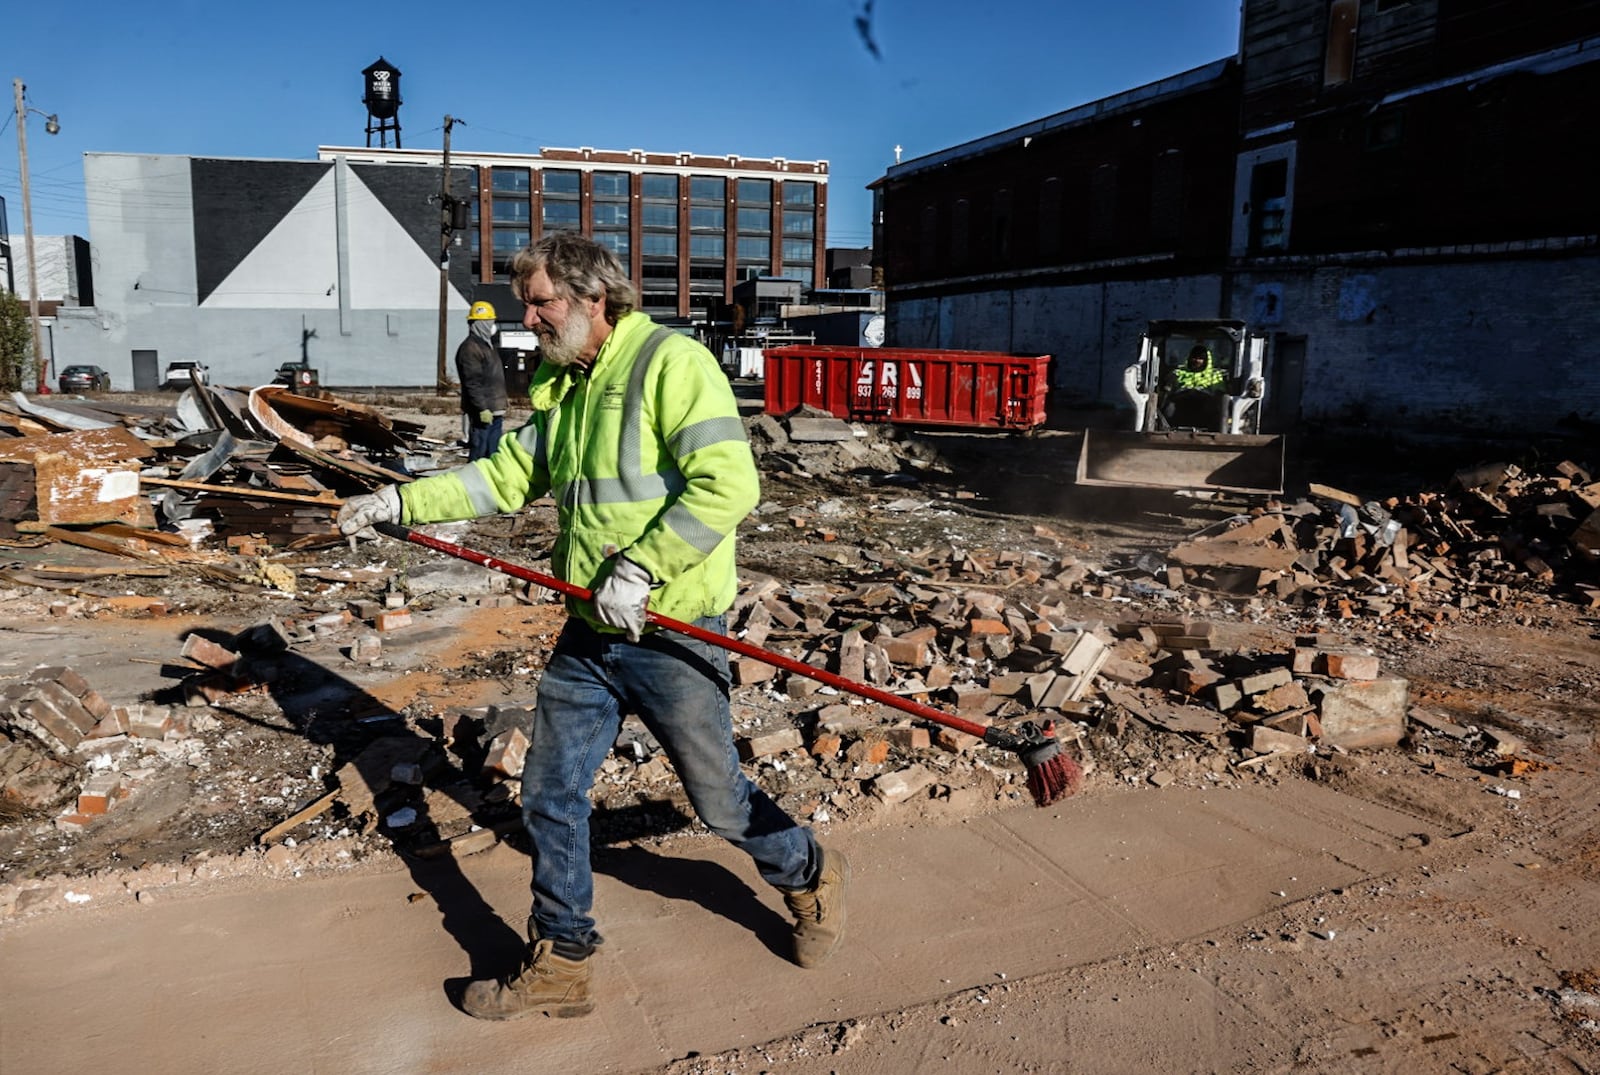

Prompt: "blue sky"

[4,0,1242,251]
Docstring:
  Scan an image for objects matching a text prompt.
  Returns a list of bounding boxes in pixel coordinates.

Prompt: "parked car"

[162,361,210,390]
[271,361,319,388]
[58,365,112,393]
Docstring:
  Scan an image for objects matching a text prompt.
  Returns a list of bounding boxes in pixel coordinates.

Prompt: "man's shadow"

[157,622,793,1007]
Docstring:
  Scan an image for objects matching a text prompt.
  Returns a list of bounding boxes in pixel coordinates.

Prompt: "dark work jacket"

[456,333,508,416]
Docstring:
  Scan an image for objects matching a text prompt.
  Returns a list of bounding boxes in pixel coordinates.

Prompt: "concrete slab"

[0,781,1444,1075]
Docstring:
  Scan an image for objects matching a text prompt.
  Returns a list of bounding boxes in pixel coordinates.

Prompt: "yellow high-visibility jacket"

[399,311,759,631]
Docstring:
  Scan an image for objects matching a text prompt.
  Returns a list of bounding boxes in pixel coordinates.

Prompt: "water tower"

[362,57,403,148]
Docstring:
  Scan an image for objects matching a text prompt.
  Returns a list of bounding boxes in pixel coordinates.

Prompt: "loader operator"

[1161,344,1227,428]
[337,232,848,1022]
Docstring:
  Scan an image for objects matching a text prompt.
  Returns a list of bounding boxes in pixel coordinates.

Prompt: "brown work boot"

[461,939,594,1021]
[783,846,850,968]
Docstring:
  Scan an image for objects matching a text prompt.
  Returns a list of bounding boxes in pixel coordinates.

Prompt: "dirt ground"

[2,388,1598,1074]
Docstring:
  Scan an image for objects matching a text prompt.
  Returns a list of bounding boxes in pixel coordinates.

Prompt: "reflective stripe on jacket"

[400,311,759,630]
[1172,359,1225,391]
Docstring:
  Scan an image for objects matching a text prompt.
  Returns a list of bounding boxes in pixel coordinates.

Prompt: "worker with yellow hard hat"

[458,300,507,460]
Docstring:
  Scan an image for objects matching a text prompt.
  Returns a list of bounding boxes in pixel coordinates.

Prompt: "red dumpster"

[761,346,1050,431]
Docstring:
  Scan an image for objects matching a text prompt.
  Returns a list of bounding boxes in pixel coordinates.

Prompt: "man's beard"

[538,308,592,367]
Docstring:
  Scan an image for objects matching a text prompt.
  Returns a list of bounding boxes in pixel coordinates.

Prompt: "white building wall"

[61,153,465,390]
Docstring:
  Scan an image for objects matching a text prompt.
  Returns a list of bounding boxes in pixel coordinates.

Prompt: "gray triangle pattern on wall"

[192,159,331,305]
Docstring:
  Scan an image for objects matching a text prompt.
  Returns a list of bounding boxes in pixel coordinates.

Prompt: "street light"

[12,78,60,395]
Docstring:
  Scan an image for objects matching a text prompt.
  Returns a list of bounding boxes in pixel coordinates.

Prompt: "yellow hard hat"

[467,301,497,321]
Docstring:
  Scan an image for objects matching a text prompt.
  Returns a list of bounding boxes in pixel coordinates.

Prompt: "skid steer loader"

[1076,318,1286,495]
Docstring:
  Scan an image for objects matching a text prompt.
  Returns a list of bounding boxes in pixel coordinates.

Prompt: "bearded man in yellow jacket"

[339,232,846,1021]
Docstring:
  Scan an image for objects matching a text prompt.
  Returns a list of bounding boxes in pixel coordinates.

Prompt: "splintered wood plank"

[0,425,155,464]
[33,452,148,527]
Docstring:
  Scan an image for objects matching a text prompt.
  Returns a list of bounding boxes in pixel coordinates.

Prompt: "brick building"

[871,0,1600,435]
[320,145,829,324]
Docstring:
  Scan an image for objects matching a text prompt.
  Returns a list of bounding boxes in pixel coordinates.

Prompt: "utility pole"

[13,78,53,395]
[435,114,459,395]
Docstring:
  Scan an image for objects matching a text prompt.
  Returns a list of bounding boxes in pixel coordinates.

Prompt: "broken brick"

[373,608,413,632]
[1321,652,1381,681]
[737,727,805,761]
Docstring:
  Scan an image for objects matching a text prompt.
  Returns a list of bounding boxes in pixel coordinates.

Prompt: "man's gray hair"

[511,232,637,322]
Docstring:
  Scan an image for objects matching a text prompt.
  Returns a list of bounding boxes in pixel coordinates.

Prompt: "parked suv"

[58,365,112,393]
[162,361,210,390]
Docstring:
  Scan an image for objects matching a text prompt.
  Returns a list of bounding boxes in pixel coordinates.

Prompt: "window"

[642,232,678,256]
[992,189,1011,261]
[1249,159,1289,253]
[493,227,529,255]
[690,235,725,259]
[783,264,812,285]
[738,236,770,260]
[642,203,677,228]
[492,201,530,224]
[492,169,530,193]
[690,206,724,230]
[737,178,771,205]
[1089,165,1117,248]
[1039,177,1062,258]
[1366,109,1405,151]
[738,207,771,232]
[592,202,630,228]
[595,232,630,258]
[690,176,723,200]
[951,199,970,264]
[542,202,581,228]
[782,210,813,236]
[783,182,815,206]
[783,239,813,263]
[592,171,629,197]
[1324,0,1358,87]
[1151,150,1183,244]
[642,173,677,200]
[920,204,937,269]
[543,169,580,196]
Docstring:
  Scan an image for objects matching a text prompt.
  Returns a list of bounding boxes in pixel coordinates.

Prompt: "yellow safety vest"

[1173,358,1225,391]
[400,311,760,630]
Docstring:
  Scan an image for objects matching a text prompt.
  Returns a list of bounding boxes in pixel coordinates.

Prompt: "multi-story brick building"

[320,145,829,324]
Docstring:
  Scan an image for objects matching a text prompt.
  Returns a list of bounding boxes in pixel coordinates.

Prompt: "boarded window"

[993,189,1012,261]
[1151,150,1183,245]
[1039,177,1062,258]
[1089,165,1117,249]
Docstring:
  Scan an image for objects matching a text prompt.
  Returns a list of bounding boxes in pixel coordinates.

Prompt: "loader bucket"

[1076,430,1286,495]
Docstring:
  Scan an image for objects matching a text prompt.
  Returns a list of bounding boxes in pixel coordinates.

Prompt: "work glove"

[477,409,494,425]
[337,485,402,536]
[592,555,653,642]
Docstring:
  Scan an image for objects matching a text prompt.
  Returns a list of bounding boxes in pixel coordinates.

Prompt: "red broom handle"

[376,521,996,740]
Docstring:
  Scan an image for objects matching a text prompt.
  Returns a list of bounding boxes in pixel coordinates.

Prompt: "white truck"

[1076,319,1285,495]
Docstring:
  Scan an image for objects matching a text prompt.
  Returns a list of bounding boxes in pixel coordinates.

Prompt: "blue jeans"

[522,615,819,949]
[467,414,502,461]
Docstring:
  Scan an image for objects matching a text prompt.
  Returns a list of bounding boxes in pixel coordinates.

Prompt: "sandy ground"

[1,389,1598,1073]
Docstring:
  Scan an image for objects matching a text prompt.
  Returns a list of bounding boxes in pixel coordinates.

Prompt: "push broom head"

[995,721,1083,807]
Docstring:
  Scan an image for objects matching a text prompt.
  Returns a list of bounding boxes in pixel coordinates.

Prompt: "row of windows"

[479,227,808,266]
[485,169,817,205]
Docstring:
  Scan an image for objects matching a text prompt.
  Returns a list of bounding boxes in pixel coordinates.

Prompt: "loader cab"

[1126,319,1267,436]
[1153,332,1238,432]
